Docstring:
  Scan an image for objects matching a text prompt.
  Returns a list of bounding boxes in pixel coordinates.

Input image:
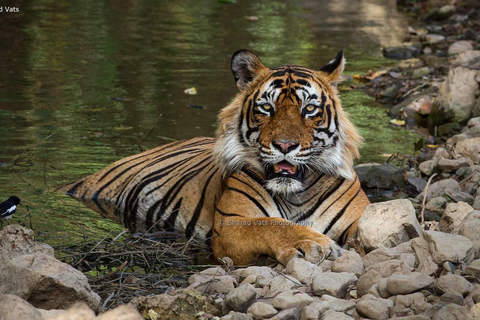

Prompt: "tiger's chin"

[264,177,304,195]
[264,162,305,195]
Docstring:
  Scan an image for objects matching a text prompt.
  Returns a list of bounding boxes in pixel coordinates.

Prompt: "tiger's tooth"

[291,166,297,173]
[273,164,280,172]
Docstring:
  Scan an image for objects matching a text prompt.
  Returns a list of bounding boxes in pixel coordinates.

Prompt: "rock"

[131,289,221,319]
[394,292,431,315]
[436,201,474,234]
[385,272,434,296]
[321,310,354,320]
[247,302,277,319]
[320,295,356,312]
[419,160,437,176]
[331,250,364,275]
[466,259,480,278]
[468,117,480,127]
[446,191,475,205]
[417,179,460,202]
[432,303,473,320]
[383,46,421,60]
[454,50,480,67]
[471,303,480,319]
[267,275,300,295]
[354,163,405,189]
[424,231,474,264]
[429,67,479,129]
[221,311,254,320]
[474,196,480,210]
[187,274,237,294]
[425,34,445,45]
[437,159,469,173]
[426,197,447,212]
[285,258,321,284]
[231,267,275,287]
[448,41,473,55]
[0,224,54,260]
[458,211,480,257]
[437,122,462,137]
[355,299,389,320]
[417,255,439,275]
[225,284,257,313]
[437,4,456,20]
[364,259,411,277]
[97,305,143,320]
[357,270,382,297]
[270,308,299,320]
[440,292,464,305]
[454,138,480,160]
[0,294,44,320]
[358,199,423,251]
[0,253,100,311]
[435,274,473,296]
[312,272,357,298]
[362,247,396,269]
[412,67,430,79]
[398,253,415,269]
[272,290,314,309]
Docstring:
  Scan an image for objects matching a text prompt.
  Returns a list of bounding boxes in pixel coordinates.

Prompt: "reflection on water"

[0,0,419,243]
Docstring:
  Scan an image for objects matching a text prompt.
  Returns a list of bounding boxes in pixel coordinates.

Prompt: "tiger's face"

[215,50,362,195]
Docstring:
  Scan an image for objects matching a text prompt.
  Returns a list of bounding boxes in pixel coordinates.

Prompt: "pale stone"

[355,299,389,320]
[435,274,473,296]
[331,250,364,275]
[466,259,480,278]
[225,283,257,312]
[272,290,314,310]
[470,303,480,319]
[285,258,321,284]
[97,305,143,320]
[436,201,474,234]
[419,160,437,176]
[458,210,480,257]
[312,272,357,298]
[432,303,473,320]
[357,269,382,297]
[247,302,278,319]
[364,259,411,278]
[417,179,460,202]
[231,267,275,287]
[0,294,44,320]
[362,247,396,269]
[437,158,469,173]
[386,272,434,295]
[455,50,480,66]
[417,255,438,275]
[270,308,299,320]
[358,199,423,251]
[321,310,354,320]
[448,41,474,55]
[423,231,474,264]
[267,275,300,296]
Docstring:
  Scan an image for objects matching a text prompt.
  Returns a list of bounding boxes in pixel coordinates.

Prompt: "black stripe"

[226,186,270,217]
[324,188,361,234]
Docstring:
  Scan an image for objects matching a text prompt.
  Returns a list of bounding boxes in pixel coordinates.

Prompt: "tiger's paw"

[277,237,344,265]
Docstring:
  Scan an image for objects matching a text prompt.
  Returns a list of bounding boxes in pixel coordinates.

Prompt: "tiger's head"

[214,50,362,195]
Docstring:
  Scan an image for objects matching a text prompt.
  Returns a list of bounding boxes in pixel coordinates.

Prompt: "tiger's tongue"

[274,161,297,174]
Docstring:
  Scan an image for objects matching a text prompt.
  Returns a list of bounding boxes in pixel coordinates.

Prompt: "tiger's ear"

[319,50,345,84]
[231,50,267,91]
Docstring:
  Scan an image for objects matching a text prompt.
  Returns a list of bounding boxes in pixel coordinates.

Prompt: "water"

[0,0,420,244]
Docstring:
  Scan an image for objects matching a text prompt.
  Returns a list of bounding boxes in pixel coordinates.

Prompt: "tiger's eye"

[262,104,272,111]
[305,105,316,112]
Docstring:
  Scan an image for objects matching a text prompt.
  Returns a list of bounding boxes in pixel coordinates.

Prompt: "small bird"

[0,196,21,225]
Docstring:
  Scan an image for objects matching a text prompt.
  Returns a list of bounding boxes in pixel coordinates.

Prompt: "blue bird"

[0,196,21,225]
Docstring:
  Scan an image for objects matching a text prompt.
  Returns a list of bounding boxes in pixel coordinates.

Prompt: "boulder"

[355,299,390,320]
[425,34,445,45]
[358,199,423,251]
[224,283,257,313]
[357,270,382,297]
[417,179,460,202]
[437,158,469,173]
[429,67,479,129]
[455,138,480,162]
[435,274,473,296]
[448,41,473,55]
[312,272,357,298]
[382,46,421,60]
[354,163,405,189]
[432,303,473,320]
[458,211,480,257]
[419,160,437,176]
[321,310,354,320]
[285,258,321,284]
[247,302,277,319]
[267,275,300,296]
[331,250,364,275]
[364,259,411,277]
[272,290,314,309]
[0,253,100,311]
[454,50,480,67]
[362,247,396,269]
[0,294,44,320]
[424,231,474,264]
[436,202,474,234]
[466,259,480,278]
[385,272,434,296]
[269,308,299,320]
[231,267,275,287]
[131,289,220,319]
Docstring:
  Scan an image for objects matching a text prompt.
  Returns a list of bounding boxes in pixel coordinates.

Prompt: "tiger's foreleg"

[212,216,343,266]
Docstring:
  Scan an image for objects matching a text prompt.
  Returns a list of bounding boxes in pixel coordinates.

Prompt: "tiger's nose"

[272,140,300,154]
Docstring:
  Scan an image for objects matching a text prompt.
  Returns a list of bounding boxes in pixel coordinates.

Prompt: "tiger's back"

[61,137,222,239]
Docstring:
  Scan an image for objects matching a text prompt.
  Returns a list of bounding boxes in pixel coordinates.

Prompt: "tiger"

[60,49,370,266]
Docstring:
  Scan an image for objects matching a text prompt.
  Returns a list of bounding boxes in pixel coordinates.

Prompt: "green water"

[0,0,420,245]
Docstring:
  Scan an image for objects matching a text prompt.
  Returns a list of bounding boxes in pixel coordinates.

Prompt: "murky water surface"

[0,0,420,244]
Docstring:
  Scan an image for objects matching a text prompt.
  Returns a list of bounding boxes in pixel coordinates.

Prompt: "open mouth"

[266,160,303,181]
